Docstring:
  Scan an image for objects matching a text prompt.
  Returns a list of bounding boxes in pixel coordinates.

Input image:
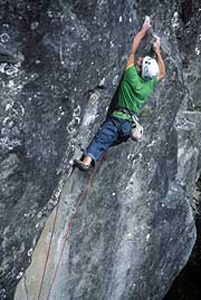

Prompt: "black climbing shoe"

[74,160,91,172]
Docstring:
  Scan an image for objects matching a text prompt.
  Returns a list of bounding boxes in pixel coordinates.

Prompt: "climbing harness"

[37,153,105,300]
[117,108,144,142]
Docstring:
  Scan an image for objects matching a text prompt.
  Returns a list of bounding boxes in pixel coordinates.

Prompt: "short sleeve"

[123,64,141,87]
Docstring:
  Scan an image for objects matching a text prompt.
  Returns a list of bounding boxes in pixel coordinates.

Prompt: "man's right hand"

[153,35,161,53]
[153,35,166,82]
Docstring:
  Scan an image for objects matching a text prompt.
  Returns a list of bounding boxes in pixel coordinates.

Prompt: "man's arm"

[125,16,151,69]
[153,36,166,82]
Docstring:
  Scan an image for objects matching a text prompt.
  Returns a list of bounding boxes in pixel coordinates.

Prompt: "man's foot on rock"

[74,159,91,172]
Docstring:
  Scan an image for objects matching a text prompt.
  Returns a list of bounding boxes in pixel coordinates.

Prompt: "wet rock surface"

[0,0,200,299]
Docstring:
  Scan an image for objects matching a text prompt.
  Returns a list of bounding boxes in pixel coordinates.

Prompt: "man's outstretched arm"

[153,35,166,81]
[125,16,151,69]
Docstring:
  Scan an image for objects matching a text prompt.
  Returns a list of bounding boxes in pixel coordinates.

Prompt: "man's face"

[136,57,143,74]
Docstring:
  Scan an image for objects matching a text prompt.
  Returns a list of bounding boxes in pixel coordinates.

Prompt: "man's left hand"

[153,35,161,52]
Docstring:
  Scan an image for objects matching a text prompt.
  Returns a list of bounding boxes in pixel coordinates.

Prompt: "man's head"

[141,56,159,80]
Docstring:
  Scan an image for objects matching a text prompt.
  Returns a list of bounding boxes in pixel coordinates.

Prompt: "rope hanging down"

[37,154,105,300]
[37,183,63,300]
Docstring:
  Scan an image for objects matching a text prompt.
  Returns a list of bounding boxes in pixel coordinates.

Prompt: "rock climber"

[74,16,166,172]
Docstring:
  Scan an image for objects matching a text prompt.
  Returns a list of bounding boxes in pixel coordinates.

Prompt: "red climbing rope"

[46,155,104,299]
[37,181,65,300]
[37,154,104,300]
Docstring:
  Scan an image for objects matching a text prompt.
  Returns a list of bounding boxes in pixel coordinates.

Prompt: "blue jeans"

[85,116,132,162]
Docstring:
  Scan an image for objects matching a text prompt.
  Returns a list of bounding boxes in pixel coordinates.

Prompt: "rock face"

[0,0,200,299]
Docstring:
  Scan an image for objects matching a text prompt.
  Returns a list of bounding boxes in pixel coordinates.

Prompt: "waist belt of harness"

[116,107,138,120]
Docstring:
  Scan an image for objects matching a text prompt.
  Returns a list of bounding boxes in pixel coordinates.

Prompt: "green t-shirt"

[112,64,157,120]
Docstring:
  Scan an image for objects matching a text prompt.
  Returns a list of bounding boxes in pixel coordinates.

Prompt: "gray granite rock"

[0,0,200,299]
